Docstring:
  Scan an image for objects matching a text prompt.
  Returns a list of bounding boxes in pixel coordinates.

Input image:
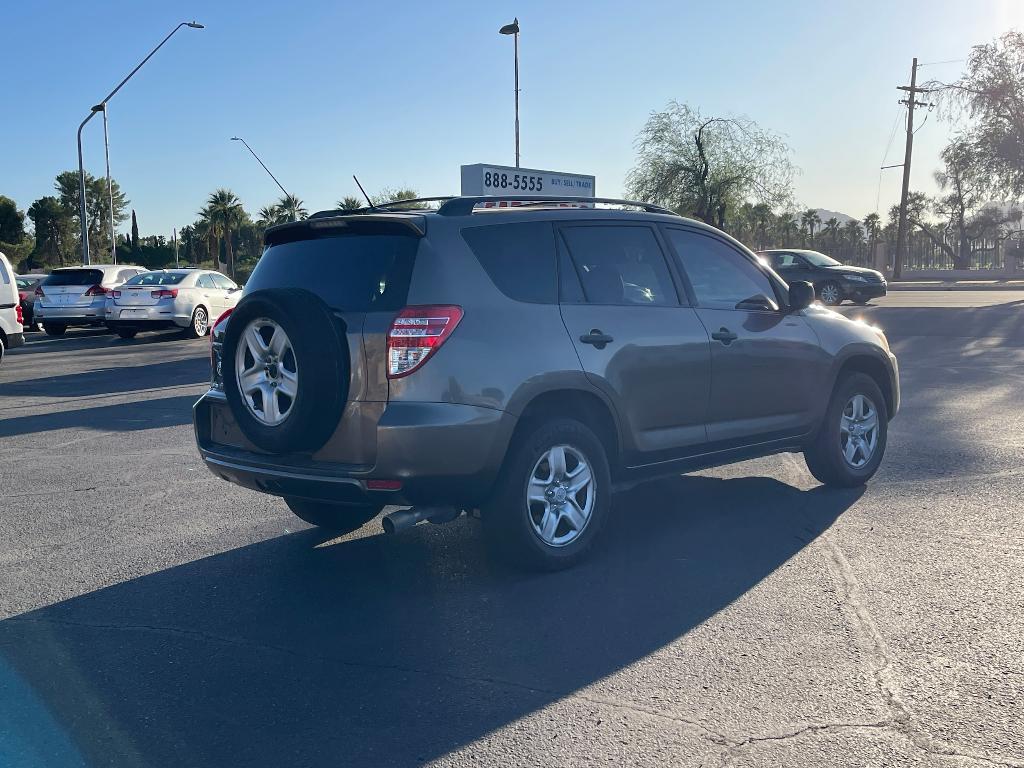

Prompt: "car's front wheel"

[483,418,611,571]
[284,498,383,534]
[804,372,888,487]
[819,280,843,306]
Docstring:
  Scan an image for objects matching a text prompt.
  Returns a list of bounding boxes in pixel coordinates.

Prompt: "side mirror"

[788,281,815,311]
[735,294,778,312]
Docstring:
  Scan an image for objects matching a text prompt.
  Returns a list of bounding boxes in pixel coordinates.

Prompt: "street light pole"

[76,20,204,265]
[230,137,291,198]
[100,104,116,263]
[499,18,520,168]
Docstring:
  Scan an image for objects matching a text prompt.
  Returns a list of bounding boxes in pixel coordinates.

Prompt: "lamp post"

[230,137,291,198]
[499,18,520,168]
[76,20,204,265]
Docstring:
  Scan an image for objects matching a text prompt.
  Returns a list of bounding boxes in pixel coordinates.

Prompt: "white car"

[34,264,146,336]
[105,269,242,339]
[0,251,26,365]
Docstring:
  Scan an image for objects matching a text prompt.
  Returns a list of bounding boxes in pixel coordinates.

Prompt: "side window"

[0,260,10,285]
[559,225,678,306]
[196,274,214,289]
[665,229,777,310]
[461,222,556,303]
[771,252,802,269]
[117,269,138,283]
[211,273,236,290]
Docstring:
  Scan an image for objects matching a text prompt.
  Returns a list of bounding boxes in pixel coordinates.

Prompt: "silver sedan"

[105,269,242,339]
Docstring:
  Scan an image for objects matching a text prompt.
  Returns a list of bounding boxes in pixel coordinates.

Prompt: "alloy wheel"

[840,393,879,469]
[526,444,595,547]
[820,282,841,305]
[194,307,208,336]
[235,317,298,426]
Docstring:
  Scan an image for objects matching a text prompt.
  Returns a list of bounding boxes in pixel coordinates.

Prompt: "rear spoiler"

[264,214,425,246]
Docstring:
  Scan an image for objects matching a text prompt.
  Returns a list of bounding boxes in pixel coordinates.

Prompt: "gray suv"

[194,196,899,570]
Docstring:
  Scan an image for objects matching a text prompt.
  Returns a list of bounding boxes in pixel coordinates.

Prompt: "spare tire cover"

[221,288,350,453]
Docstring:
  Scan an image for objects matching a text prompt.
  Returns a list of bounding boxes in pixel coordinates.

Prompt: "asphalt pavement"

[1,292,1021,767]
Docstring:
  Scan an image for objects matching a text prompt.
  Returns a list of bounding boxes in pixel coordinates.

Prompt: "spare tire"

[222,289,350,453]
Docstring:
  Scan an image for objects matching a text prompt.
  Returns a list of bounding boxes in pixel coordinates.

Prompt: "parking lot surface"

[1,292,1022,767]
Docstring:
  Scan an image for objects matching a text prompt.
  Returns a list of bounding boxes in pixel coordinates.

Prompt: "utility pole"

[893,58,933,280]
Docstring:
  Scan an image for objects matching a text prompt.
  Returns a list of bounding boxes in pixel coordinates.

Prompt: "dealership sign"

[461,164,596,198]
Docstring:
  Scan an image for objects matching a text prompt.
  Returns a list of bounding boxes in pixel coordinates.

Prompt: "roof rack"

[308,197,455,219]
[436,195,678,217]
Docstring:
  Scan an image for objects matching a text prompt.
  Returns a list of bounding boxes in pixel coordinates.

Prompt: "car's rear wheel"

[0,335,5,365]
[185,306,209,338]
[483,418,611,571]
[819,281,843,306]
[804,372,888,487]
[43,324,66,337]
[116,329,137,340]
[285,498,383,534]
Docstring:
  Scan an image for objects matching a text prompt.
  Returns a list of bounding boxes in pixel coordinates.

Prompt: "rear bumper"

[5,331,25,349]
[106,319,180,331]
[34,302,106,325]
[105,305,190,328]
[193,391,514,507]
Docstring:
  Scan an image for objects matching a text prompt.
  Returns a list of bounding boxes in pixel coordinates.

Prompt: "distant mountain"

[810,208,858,225]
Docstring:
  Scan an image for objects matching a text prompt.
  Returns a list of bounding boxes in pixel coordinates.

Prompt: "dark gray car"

[194,197,899,570]
[759,249,887,305]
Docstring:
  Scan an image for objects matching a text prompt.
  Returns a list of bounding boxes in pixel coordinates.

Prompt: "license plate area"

[120,308,148,318]
[210,402,256,450]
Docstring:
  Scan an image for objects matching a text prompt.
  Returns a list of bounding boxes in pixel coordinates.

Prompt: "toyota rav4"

[194,196,899,570]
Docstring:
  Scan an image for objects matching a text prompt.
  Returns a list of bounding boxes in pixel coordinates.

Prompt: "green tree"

[336,195,363,210]
[801,209,821,244]
[371,188,426,208]
[201,189,244,278]
[131,210,139,250]
[626,101,795,229]
[823,216,841,249]
[276,193,308,222]
[258,205,282,227]
[54,170,129,259]
[27,196,74,269]
[0,196,26,244]
[932,31,1024,198]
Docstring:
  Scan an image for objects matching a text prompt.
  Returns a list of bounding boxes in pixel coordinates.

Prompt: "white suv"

[33,264,145,336]
[0,251,26,365]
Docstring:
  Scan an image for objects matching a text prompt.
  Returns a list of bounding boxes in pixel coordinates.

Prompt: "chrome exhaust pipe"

[382,506,460,534]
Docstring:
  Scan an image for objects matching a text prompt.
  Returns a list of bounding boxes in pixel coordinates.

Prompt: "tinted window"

[44,269,104,286]
[557,246,585,303]
[125,272,188,286]
[0,260,10,284]
[246,234,417,311]
[666,229,776,310]
[211,273,236,290]
[461,222,555,303]
[560,225,677,306]
[769,252,803,269]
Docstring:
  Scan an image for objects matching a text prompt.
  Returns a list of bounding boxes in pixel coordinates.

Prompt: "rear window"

[43,269,103,286]
[461,222,556,303]
[245,234,417,311]
[125,272,188,286]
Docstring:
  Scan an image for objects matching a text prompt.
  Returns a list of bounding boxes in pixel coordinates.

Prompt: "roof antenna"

[353,175,378,210]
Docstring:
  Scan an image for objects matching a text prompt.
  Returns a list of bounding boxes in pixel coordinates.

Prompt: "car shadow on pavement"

[0,357,209,399]
[0,474,862,767]
[0,394,199,439]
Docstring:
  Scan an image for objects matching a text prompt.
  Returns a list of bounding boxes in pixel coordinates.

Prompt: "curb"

[887,283,1024,291]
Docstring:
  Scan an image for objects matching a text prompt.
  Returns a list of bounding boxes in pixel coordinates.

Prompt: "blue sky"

[2,0,1020,237]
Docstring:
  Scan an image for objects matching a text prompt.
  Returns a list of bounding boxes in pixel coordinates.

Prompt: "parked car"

[0,252,26,365]
[758,249,887,305]
[33,264,146,336]
[105,268,241,339]
[15,274,46,331]
[194,196,900,571]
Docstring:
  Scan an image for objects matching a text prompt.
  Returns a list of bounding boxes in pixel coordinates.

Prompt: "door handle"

[580,330,614,349]
[711,328,738,345]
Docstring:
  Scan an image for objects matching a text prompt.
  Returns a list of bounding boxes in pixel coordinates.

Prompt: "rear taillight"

[110,289,121,299]
[15,304,23,324]
[152,288,178,299]
[84,284,108,297]
[34,285,44,297]
[387,305,463,379]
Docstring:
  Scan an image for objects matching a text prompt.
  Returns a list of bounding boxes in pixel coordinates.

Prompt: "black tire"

[221,289,350,453]
[43,324,66,337]
[185,305,209,339]
[482,418,612,571]
[116,329,138,340]
[804,372,888,487]
[285,498,383,533]
[818,280,843,306]
[0,335,5,365]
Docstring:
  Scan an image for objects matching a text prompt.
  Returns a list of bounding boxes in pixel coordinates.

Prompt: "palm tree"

[258,205,282,228]
[751,203,772,250]
[336,196,363,210]
[276,194,308,222]
[203,189,244,279]
[824,217,841,249]
[863,212,882,267]
[801,208,821,244]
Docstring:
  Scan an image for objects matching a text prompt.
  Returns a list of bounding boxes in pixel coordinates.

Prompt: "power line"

[917,57,966,67]
[876,105,905,214]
